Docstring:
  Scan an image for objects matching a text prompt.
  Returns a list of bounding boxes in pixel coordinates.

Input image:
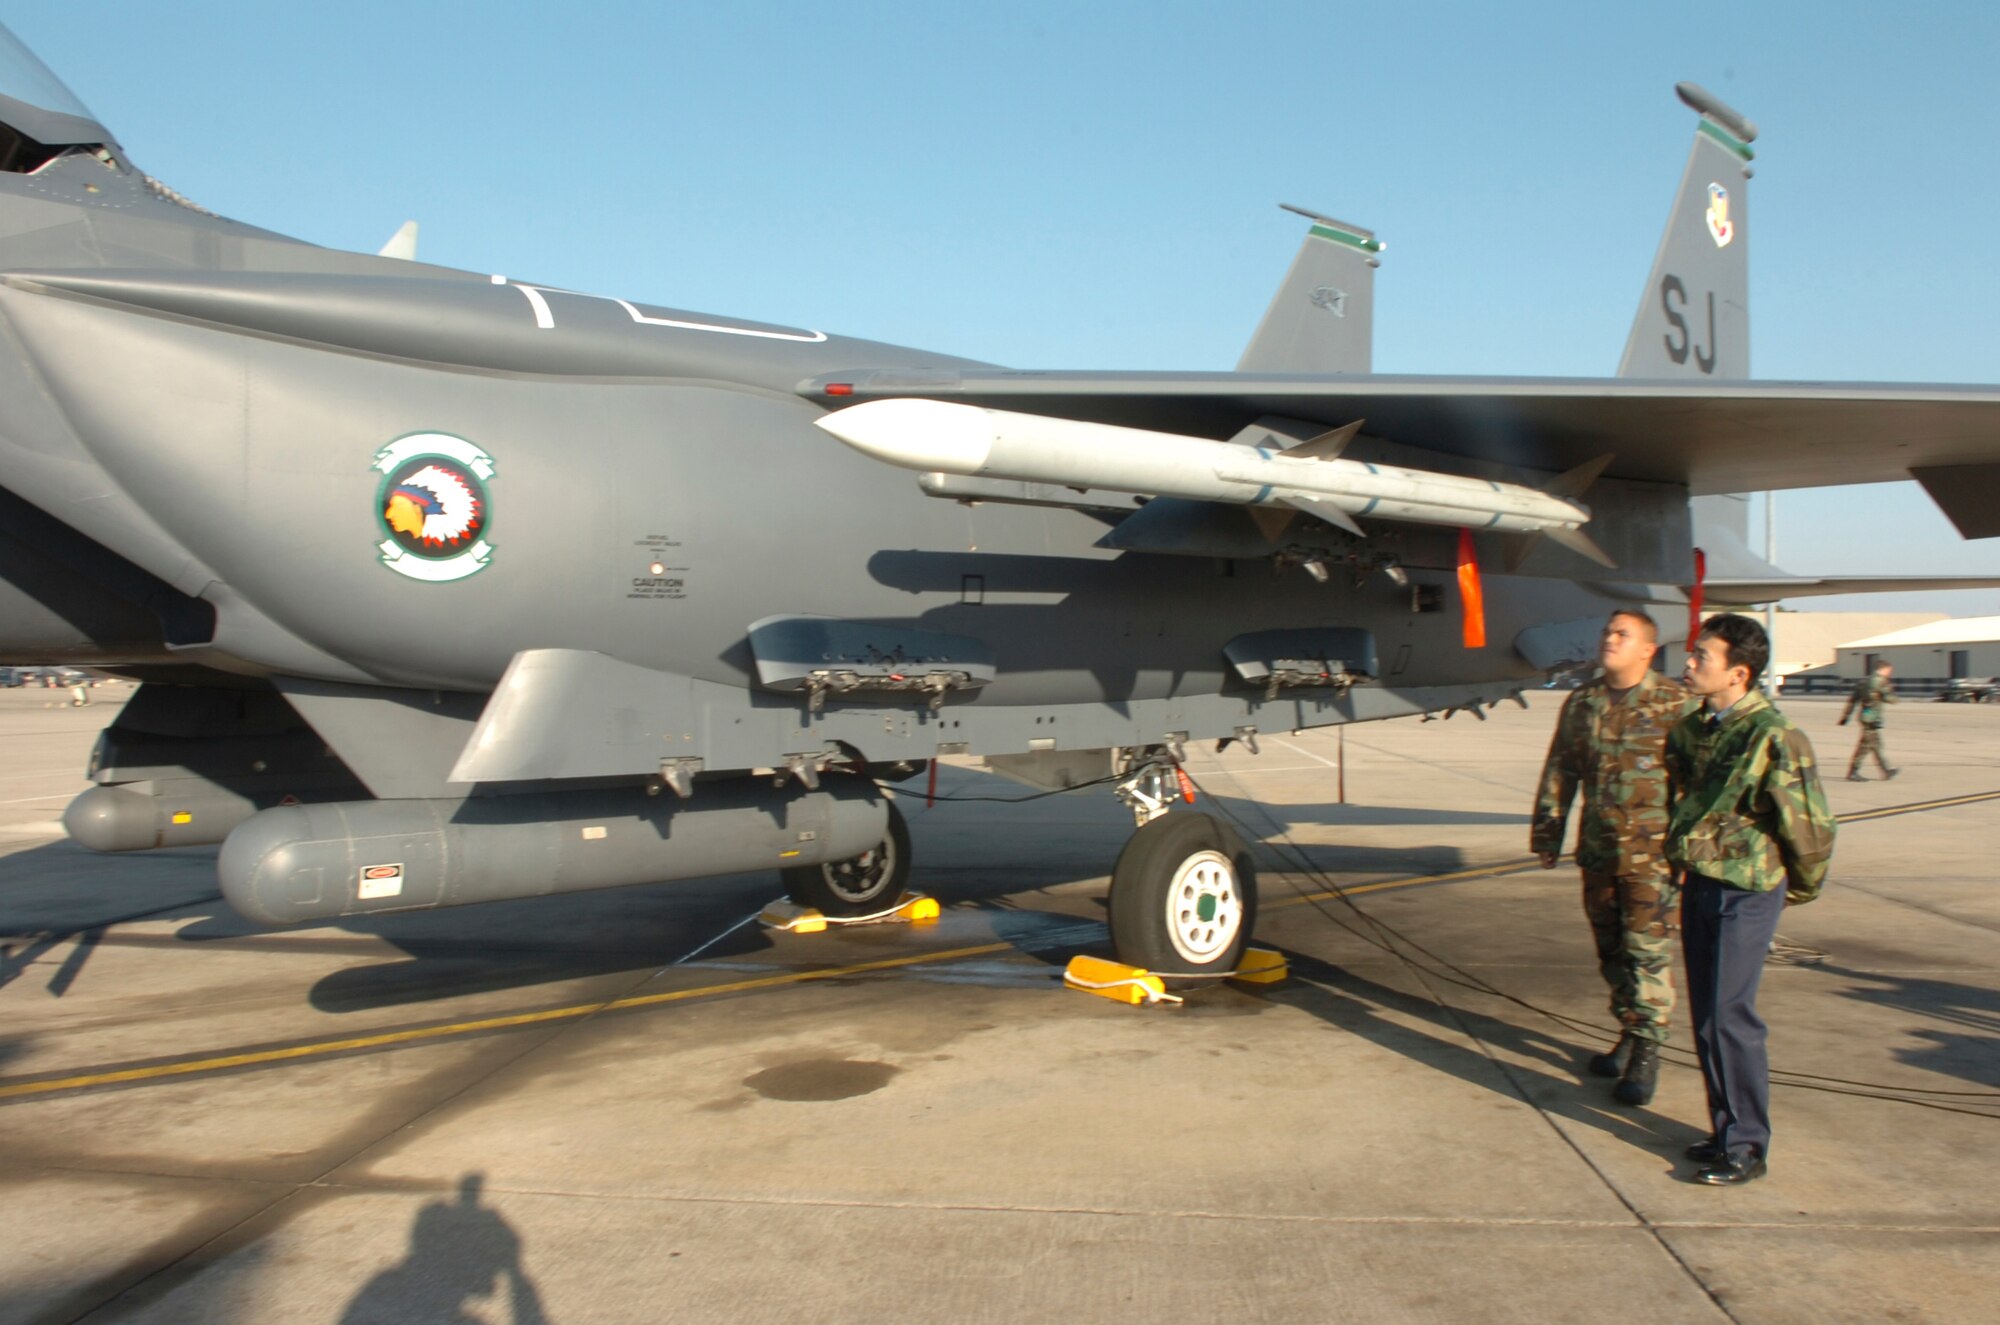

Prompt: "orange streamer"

[1457,528,1486,649]
[1687,547,1707,646]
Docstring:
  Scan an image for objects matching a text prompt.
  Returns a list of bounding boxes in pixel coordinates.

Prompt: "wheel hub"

[1167,850,1241,962]
[825,844,888,903]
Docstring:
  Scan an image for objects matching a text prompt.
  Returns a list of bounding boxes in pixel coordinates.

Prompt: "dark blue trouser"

[1682,875,1787,1159]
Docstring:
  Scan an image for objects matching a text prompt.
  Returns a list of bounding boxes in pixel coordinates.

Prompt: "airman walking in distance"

[1668,613,1836,1185]
[1532,609,1698,1106]
[1839,661,1898,780]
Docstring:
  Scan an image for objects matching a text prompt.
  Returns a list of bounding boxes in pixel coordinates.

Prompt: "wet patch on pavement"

[743,1059,900,1102]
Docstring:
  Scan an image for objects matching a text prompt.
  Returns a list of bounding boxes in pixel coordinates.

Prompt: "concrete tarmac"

[1,683,1996,1324]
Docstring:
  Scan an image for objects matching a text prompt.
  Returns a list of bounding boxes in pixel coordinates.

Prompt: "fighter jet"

[4,25,1998,981]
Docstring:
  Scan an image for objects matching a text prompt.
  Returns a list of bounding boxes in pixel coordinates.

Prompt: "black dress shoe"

[1694,1152,1767,1185]
[1684,1136,1723,1162]
[1588,1032,1637,1078]
[1614,1039,1660,1105]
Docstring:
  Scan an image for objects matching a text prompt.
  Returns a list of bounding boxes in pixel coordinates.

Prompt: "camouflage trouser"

[1849,723,1890,775]
[1581,870,1680,1043]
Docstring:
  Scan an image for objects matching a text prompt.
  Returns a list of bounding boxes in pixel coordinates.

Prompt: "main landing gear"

[781,798,912,918]
[1106,755,1258,982]
[785,750,1255,981]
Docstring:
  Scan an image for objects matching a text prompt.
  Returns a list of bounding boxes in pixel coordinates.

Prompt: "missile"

[815,398,1612,558]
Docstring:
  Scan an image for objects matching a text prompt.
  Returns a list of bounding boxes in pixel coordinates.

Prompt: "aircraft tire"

[1108,811,1257,984]
[780,797,912,918]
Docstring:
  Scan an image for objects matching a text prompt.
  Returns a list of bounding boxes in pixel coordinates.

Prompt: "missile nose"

[813,398,995,473]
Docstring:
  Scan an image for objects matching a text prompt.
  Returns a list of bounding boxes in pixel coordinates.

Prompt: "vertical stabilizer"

[1620,84,1757,553]
[1237,205,1378,372]
[1617,83,1754,381]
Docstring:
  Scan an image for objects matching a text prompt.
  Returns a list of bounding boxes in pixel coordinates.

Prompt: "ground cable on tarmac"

[1189,767,2000,1119]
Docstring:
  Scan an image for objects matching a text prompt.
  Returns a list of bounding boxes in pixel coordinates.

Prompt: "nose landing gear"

[1107,757,1258,982]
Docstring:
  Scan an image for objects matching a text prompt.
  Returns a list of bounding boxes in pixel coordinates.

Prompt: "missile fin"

[1544,524,1618,569]
[1540,453,1613,499]
[1504,532,1544,573]
[1247,505,1300,540]
[1284,418,1367,460]
[1280,494,1365,537]
[1226,414,1323,451]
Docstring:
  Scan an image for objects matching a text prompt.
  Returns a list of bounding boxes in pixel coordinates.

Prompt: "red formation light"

[825,383,854,396]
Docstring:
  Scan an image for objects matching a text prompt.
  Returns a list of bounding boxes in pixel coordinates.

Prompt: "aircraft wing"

[799,371,2000,536]
[1706,575,2000,606]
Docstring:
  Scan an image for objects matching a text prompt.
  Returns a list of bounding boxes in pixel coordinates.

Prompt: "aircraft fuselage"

[0,160,1601,726]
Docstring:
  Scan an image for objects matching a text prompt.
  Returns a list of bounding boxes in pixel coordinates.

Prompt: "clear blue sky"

[8,1,1998,612]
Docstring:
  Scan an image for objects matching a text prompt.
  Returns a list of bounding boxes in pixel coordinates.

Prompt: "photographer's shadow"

[340,1173,549,1324]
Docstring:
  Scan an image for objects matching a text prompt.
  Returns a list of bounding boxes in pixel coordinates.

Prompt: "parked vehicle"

[1940,677,1998,703]
[0,666,98,688]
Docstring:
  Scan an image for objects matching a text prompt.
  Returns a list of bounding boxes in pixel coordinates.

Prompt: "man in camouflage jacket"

[1532,609,1698,1105]
[1838,661,1898,780]
[1667,613,1836,1186]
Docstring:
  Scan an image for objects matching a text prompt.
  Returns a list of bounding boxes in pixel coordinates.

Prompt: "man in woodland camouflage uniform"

[1668,614,1836,1186]
[1838,660,1898,781]
[1532,609,1698,1106]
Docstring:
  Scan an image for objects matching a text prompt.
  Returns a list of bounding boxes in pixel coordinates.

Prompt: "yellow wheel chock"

[1062,955,1172,1004]
[759,892,941,934]
[1230,947,1289,984]
[1062,947,1288,1005]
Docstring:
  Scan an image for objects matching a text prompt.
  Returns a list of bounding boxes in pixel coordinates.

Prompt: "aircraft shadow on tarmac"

[5,1249,275,1325]
[0,838,224,999]
[1257,946,1700,1155]
[1186,789,1499,885]
[1816,962,2000,1090]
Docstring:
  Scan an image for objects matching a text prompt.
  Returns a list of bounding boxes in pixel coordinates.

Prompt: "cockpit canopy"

[0,22,116,173]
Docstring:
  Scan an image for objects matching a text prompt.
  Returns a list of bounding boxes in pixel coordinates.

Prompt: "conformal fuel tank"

[218,777,888,926]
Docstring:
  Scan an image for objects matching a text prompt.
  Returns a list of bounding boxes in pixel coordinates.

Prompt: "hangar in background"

[1828,616,2000,685]
[1763,613,1945,684]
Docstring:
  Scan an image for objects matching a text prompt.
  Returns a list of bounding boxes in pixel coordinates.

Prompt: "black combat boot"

[1588,1032,1638,1078]
[1614,1039,1661,1105]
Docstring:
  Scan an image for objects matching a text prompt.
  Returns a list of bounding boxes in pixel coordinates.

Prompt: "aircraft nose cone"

[813,398,995,473]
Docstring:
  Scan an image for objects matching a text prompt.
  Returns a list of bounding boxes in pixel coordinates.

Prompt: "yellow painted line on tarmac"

[0,941,1012,1102]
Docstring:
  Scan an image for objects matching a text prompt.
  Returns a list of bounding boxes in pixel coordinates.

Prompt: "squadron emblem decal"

[372,433,495,582]
[1705,182,1734,248]
[1309,285,1348,317]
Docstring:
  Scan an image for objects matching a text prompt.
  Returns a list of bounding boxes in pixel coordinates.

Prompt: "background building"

[1655,613,1943,687]
[1829,617,2000,684]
